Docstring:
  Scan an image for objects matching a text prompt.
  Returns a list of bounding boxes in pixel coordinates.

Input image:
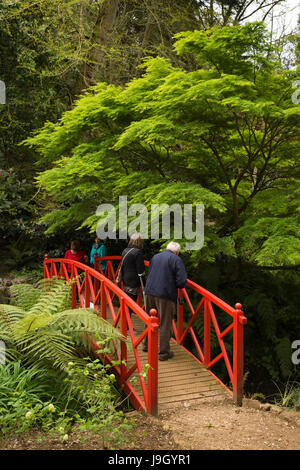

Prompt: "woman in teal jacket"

[90,237,107,271]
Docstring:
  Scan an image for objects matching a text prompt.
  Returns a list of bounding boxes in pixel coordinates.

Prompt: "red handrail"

[44,254,159,415]
[94,255,247,405]
[175,278,247,405]
[44,253,247,411]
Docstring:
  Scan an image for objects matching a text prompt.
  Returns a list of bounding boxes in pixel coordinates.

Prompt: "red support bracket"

[233,303,247,406]
[147,309,159,417]
[44,254,49,279]
[204,299,211,367]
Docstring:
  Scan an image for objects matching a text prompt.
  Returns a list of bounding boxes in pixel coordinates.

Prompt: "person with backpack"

[118,232,146,308]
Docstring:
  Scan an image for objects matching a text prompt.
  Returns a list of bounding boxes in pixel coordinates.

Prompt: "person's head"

[94,237,101,246]
[166,241,181,255]
[128,232,144,249]
[70,240,80,252]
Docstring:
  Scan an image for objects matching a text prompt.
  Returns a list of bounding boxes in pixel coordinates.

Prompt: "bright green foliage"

[24,22,300,268]
[0,361,56,436]
[0,356,132,444]
[0,278,125,371]
[0,277,133,443]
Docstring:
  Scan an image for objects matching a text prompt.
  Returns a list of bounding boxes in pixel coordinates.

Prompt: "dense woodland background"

[0,0,300,398]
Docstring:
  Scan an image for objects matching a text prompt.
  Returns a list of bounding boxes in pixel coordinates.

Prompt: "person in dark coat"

[121,232,146,311]
[142,241,187,361]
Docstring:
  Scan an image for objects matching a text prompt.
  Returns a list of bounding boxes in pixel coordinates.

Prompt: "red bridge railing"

[44,254,247,414]
[175,277,247,405]
[44,254,160,416]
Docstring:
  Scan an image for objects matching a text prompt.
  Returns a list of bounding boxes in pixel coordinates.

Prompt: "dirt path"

[156,396,300,450]
[1,396,300,450]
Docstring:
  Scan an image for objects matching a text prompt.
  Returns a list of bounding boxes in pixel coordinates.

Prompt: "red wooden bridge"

[44,254,247,416]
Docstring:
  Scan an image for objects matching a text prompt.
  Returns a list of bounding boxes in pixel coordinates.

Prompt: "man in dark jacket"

[142,241,187,361]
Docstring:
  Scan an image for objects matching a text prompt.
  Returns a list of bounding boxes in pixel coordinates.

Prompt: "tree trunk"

[77,0,119,93]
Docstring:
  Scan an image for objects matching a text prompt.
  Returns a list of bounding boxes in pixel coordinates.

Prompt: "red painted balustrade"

[44,254,247,415]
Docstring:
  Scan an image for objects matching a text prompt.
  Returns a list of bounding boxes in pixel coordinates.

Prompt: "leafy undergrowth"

[1,397,300,451]
[0,411,177,450]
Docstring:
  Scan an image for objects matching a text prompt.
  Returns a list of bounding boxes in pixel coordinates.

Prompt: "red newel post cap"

[150,309,160,328]
[235,303,247,324]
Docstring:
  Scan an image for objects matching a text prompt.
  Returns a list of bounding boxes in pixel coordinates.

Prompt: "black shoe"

[159,351,174,361]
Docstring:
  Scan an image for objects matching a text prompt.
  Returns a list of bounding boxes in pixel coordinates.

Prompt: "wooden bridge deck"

[104,308,229,412]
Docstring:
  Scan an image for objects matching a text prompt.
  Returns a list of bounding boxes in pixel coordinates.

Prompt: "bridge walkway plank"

[103,306,229,411]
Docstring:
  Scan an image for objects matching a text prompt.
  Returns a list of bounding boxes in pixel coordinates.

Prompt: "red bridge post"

[204,299,211,367]
[233,303,247,406]
[120,297,127,382]
[147,308,159,416]
[100,281,107,320]
[43,254,49,280]
[85,272,90,308]
[177,289,184,342]
[71,264,76,309]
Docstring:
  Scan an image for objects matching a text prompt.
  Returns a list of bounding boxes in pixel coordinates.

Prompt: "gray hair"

[166,241,181,254]
[129,232,144,249]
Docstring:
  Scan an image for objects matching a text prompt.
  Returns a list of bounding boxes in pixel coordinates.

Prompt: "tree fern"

[9,283,41,311]
[0,278,126,373]
[24,279,72,316]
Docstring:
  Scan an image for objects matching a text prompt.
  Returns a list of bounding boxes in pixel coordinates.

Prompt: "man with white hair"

[142,241,187,361]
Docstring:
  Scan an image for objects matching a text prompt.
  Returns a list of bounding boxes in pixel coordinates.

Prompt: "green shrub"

[0,358,133,447]
[0,278,134,447]
[0,277,125,371]
[0,361,57,435]
[273,378,300,410]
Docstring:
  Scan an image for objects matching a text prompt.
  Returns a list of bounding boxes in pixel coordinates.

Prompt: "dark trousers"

[142,294,175,360]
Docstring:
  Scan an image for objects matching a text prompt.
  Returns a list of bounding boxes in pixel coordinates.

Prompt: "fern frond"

[13,312,54,335]
[9,284,41,311]
[0,304,26,344]
[0,303,26,319]
[2,278,129,373]
[15,329,78,371]
[1,346,21,363]
[28,280,72,316]
[52,308,126,340]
